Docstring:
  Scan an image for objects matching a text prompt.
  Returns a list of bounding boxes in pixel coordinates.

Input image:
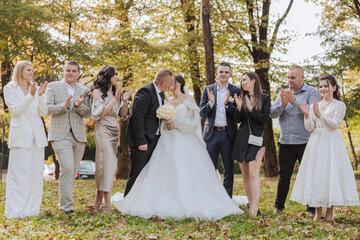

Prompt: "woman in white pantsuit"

[4,60,48,218]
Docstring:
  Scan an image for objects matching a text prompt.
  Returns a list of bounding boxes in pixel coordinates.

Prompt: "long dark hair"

[91,65,117,99]
[318,74,341,100]
[174,75,185,94]
[240,72,263,110]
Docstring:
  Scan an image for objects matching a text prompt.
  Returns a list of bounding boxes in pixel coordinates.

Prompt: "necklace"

[21,85,30,95]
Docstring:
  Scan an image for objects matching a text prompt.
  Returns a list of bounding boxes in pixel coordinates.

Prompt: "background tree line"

[0,0,359,181]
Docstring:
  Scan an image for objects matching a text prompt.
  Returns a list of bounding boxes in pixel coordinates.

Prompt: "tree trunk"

[117,120,130,179]
[0,128,4,182]
[201,0,215,85]
[114,0,134,179]
[255,67,278,177]
[345,120,358,170]
[181,0,202,105]
[1,58,12,110]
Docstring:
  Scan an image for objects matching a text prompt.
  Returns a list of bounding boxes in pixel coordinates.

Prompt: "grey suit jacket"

[46,80,91,143]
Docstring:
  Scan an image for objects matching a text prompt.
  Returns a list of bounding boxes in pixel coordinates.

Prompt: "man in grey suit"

[46,61,91,214]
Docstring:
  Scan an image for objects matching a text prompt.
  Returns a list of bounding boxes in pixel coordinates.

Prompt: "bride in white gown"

[113,75,243,220]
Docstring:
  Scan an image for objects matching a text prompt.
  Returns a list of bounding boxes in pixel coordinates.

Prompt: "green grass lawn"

[0,177,359,239]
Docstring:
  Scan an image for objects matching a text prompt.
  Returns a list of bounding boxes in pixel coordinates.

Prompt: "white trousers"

[5,144,44,219]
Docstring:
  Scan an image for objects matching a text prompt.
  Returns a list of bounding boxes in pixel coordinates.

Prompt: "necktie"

[159,92,165,105]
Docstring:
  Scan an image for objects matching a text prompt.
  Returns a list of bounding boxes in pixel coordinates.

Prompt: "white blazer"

[4,84,48,149]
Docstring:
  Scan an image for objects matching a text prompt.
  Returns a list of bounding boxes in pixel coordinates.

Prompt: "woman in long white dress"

[4,61,48,218]
[113,75,243,220]
[290,74,359,221]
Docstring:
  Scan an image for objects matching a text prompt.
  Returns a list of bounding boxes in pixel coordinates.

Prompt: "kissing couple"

[113,69,243,220]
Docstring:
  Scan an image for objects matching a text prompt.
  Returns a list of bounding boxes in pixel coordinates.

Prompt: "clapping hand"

[74,94,85,107]
[299,101,309,119]
[122,89,134,103]
[38,81,48,96]
[245,95,253,112]
[313,100,321,118]
[224,90,230,105]
[286,90,296,104]
[30,82,37,97]
[115,87,122,101]
[234,93,243,111]
[65,95,72,109]
[206,88,215,104]
[280,89,289,107]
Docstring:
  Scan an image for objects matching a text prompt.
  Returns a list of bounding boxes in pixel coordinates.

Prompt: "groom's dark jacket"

[199,83,240,142]
[126,83,161,147]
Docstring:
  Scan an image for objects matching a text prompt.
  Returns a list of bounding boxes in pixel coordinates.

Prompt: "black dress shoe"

[65,210,74,215]
[273,208,283,214]
[257,210,261,216]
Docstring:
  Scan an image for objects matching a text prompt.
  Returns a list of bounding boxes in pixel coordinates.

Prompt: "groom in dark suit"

[200,62,240,197]
[124,69,174,196]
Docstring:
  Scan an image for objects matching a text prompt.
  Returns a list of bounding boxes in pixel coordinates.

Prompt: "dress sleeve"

[91,97,106,121]
[320,101,346,131]
[173,97,200,133]
[304,104,317,132]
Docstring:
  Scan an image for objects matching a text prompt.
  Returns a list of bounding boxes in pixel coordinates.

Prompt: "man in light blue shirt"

[270,65,321,214]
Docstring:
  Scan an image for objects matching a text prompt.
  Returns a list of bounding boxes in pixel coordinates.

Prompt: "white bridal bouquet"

[156,105,176,120]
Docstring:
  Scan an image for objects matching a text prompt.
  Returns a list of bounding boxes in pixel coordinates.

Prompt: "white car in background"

[77,160,95,179]
[44,163,55,181]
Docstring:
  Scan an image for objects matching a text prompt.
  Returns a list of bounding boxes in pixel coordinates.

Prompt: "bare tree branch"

[259,0,270,44]
[269,0,294,55]
[354,0,360,19]
[214,0,253,53]
[245,0,258,46]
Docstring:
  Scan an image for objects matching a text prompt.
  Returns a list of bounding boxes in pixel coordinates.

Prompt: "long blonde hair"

[8,60,33,87]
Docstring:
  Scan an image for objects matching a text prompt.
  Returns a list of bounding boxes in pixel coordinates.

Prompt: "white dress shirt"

[152,81,162,135]
[214,83,228,127]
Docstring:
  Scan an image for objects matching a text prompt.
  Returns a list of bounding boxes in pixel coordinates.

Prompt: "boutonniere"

[228,96,235,103]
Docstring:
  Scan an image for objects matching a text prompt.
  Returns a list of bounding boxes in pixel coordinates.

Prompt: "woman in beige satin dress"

[89,65,133,213]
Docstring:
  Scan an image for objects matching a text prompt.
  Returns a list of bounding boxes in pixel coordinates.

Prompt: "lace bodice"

[161,97,203,142]
[304,99,346,132]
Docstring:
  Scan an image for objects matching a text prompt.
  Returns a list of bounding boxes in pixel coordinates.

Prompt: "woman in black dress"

[232,72,270,217]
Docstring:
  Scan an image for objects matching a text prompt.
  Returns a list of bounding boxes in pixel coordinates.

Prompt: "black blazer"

[199,83,240,142]
[231,94,271,160]
[126,83,160,147]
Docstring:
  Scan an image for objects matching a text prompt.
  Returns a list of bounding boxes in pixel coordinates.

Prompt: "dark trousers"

[275,143,314,212]
[124,136,160,196]
[206,129,234,197]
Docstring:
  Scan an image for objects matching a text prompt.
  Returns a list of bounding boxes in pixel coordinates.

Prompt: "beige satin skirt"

[94,121,119,192]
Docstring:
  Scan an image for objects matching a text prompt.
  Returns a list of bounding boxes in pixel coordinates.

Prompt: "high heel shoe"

[100,205,112,214]
[85,204,101,211]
